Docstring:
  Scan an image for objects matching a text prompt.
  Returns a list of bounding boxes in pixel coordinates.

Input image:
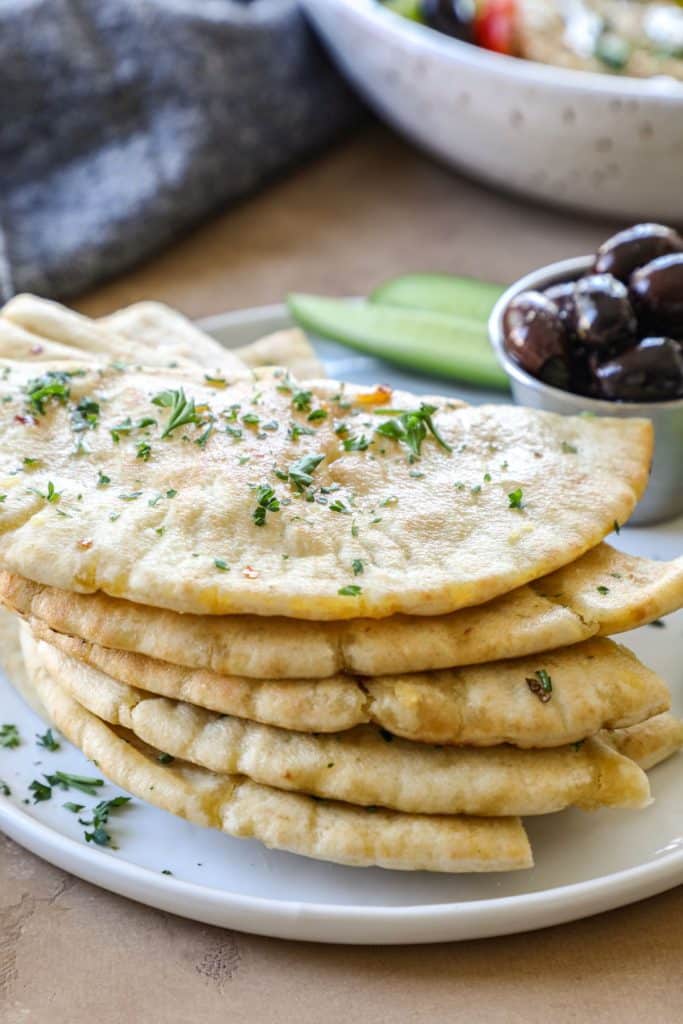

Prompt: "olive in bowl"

[489,223,683,525]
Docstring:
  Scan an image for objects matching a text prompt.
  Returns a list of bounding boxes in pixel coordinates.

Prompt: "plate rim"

[1,302,681,944]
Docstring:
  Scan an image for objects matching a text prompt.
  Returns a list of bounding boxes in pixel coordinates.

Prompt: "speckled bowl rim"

[333,0,683,100]
[488,254,683,413]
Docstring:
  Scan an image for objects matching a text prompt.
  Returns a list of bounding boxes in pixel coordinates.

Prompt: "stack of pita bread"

[0,295,681,873]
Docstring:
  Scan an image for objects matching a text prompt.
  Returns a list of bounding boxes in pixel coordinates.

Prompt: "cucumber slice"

[287,294,509,391]
[371,273,505,323]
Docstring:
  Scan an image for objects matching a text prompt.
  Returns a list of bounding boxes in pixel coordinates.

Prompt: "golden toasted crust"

[31,623,670,747]
[19,629,532,873]
[31,632,652,816]
[1,543,679,678]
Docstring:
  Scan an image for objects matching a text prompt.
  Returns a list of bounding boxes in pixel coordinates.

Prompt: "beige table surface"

[1,125,681,1024]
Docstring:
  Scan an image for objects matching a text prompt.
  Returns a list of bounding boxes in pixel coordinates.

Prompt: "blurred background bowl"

[304,0,683,221]
[489,255,683,525]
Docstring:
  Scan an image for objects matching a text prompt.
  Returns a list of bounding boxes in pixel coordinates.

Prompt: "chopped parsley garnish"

[64,802,85,813]
[374,403,452,460]
[26,371,71,414]
[352,559,364,576]
[288,422,315,441]
[0,780,10,796]
[29,480,60,504]
[596,585,610,595]
[29,779,52,803]
[110,416,156,442]
[157,753,175,764]
[136,440,152,461]
[561,441,578,454]
[80,795,131,848]
[195,424,213,448]
[307,408,327,422]
[23,456,41,468]
[71,398,100,432]
[44,771,104,797]
[342,434,369,452]
[118,490,143,501]
[0,723,20,748]
[338,585,362,597]
[166,489,177,499]
[214,559,230,572]
[152,388,199,438]
[329,499,352,514]
[507,487,524,509]
[36,728,60,751]
[471,485,482,496]
[292,389,313,412]
[483,472,492,482]
[288,453,325,492]
[241,412,260,426]
[204,374,227,388]
[526,669,553,703]
[252,485,280,526]
[97,471,111,487]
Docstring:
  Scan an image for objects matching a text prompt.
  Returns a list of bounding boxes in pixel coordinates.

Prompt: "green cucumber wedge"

[287,294,509,391]
[371,273,505,323]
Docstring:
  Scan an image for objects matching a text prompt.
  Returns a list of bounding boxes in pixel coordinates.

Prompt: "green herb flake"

[157,753,175,765]
[64,802,85,813]
[0,780,11,797]
[0,723,20,749]
[596,585,610,595]
[374,403,452,461]
[292,389,313,413]
[526,669,553,703]
[343,434,369,452]
[44,771,104,797]
[508,487,524,510]
[649,619,666,629]
[29,779,52,803]
[97,471,111,487]
[307,408,328,423]
[561,441,578,454]
[36,729,60,752]
[338,584,362,597]
[288,453,325,492]
[166,489,177,499]
[152,388,199,438]
[136,440,152,462]
[213,558,230,572]
[351,559,364,576]
[26,371,71,415]
[71,398,100,432]
[252,485,280,527]
[118,490,143,501]
[329,498,352,515]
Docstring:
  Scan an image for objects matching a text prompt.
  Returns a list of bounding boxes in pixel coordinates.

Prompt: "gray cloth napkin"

[0,0,360,301]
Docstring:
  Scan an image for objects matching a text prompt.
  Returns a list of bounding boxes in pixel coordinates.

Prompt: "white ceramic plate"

[0,304,681,944]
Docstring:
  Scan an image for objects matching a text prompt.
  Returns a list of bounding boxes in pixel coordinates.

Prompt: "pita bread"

[0,295,225,372]
[31,632,651,816]
[30,623,670,747]
[101,300,324,378]
[18,633,531,873]
[603,713,683,771]
[0,357,652,617]
[2,544,679,678]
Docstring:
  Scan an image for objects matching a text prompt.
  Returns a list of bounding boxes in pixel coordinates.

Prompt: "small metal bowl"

[489,255,683,526]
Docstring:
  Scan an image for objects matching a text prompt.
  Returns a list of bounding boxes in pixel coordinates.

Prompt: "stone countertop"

[1,124,681,1024]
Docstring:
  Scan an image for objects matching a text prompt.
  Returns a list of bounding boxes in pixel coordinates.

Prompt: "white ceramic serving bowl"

[489,255,683,525]
[304,0,683,220]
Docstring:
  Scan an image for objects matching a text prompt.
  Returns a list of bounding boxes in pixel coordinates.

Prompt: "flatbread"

[31,632,651,816]
[19,631,532,873]
[2,544,679,678]
[603,713,683,771]
[30,623,670,747]
[0,295,225,372]
[0,357,652,618]
[100,302,324,380]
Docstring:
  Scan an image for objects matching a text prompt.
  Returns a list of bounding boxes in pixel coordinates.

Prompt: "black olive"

[503,291,570,388]
[595,337,683,402]
[421,0,476,41]
[595,223,683,282]
[544,282,578,333]
[570,274,637,350]
[630,253,683,337]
